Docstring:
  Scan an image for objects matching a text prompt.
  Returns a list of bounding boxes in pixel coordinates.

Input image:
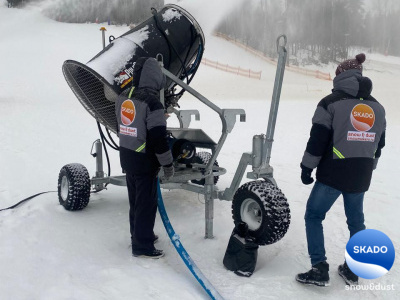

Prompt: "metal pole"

[156,54,165,107]
[161,68,223,115]
[262,35,287,167]
[100,27,107,49]
[93,139,105,191]
[204,184,214,239]
[95,140,104,178]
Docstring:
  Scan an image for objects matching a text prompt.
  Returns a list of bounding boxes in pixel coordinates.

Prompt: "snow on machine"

[60,4,290,246]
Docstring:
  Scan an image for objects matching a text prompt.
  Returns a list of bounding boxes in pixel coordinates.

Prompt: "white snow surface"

[1,5,400,300]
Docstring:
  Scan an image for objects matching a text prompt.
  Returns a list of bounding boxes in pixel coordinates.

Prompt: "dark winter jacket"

[301,69,386,193]
[115,57,173,175]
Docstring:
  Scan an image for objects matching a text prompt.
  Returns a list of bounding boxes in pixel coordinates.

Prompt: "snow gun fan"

[62,4,205,134]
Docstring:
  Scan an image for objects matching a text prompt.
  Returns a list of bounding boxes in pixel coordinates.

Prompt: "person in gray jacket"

[295,54,386,286]
[115,57,174,259]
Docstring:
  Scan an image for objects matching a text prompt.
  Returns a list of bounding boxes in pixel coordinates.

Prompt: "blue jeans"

[305,181,366,266]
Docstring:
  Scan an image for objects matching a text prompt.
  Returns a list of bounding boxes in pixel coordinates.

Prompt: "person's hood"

[132,57,166,91]
[356,77,373,99]
[333,69,362,97]
[332,69,372,99]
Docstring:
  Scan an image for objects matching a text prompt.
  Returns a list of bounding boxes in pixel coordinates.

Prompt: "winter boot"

[338,262,358,285]
[132,248,164,259]
[296,261,330,287]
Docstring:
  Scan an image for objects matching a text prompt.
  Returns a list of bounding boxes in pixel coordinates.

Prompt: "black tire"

[191,151,219,185]
[57,163,91,211]
[232,180,290,246]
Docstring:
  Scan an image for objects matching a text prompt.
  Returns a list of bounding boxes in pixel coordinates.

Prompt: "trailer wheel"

[58,163,91,211]
[191,151,219,185]
[232,180,290,245]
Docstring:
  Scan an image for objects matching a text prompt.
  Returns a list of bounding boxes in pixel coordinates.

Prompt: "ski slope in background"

[0,4,399,300]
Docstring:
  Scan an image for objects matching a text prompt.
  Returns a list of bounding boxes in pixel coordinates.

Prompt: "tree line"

[8,0,400,62]
[7,0,163,25]
[7,0,28,8]
[44,0,163,25]
[216,0,400,64]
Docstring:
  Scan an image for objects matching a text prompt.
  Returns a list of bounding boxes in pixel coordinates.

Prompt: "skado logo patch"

[345,229,395,279]
[121,100,136,126]
[350,104,375,132]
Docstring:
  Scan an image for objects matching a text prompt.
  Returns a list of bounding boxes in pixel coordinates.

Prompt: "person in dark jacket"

[115,57,174,259]
[295,54,386,286]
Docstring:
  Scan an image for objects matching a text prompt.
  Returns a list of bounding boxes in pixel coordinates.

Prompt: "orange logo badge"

[121,100,135,126]
[350,104,375,132]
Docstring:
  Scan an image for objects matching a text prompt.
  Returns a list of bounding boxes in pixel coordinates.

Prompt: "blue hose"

[157,179,224,300]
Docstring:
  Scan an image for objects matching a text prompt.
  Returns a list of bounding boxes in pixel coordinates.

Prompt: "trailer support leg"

[92,139,105,191]
[205,178,214,238]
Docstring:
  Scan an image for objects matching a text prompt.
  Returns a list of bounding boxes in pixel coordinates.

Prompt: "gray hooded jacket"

[115,57,172,174]
[301,70,386,192]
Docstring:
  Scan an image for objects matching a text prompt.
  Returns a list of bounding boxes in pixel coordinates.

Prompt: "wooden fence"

[201,58,262,80]
[214,32,332,81]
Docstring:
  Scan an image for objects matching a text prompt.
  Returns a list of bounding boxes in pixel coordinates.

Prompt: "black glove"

[163,164,174,180]
[300,163,314,185]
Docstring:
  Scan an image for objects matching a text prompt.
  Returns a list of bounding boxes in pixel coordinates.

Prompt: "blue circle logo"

[346,229,395,279]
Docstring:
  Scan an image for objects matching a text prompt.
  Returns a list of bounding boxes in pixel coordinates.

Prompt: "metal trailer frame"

[91,35,288,239]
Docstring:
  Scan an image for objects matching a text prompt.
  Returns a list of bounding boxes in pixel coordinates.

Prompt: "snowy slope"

[0,4,399,300]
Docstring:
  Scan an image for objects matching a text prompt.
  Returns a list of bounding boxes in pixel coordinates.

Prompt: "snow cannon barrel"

[62,4,204,134]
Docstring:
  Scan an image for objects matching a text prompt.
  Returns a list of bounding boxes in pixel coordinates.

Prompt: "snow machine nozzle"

[62,4,205,134]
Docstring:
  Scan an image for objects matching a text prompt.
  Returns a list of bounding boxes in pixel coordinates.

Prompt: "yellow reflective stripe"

[333,148,345,159]
[128,86,135,98]
[333,147,345,159]
[135,142,146,152]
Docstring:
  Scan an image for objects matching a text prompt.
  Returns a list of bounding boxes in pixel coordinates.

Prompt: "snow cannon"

[59,3,291,248]
[62,4,204,134]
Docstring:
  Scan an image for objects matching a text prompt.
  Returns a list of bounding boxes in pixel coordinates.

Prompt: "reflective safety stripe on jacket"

[333,147,345,159]
[115,87,173,173]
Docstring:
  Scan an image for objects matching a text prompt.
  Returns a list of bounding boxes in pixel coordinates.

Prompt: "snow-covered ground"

[1,4,399,300]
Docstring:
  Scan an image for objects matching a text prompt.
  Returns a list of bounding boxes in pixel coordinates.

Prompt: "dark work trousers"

[126,172,158,251]
[304,181,366,266]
